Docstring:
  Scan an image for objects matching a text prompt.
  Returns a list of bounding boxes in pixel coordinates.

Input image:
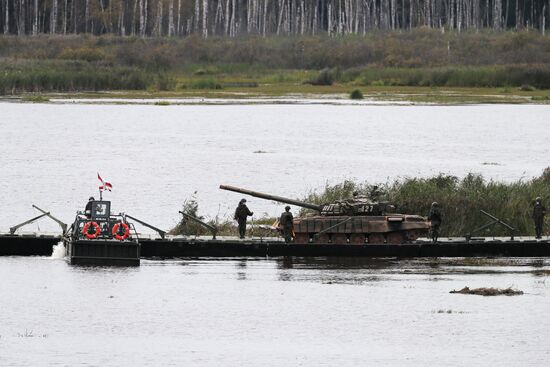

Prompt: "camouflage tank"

[220,185,430,244]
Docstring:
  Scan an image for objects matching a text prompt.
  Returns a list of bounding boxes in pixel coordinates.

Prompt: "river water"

[1,102,550,365]
[0,257,549,366]
[1,102,549,233]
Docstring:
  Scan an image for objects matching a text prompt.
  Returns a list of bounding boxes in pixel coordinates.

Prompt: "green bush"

[305,68,337,86]
[350,89,364,99]
[155,73,177,91]
[190,78,222,89]
[169,197,210,236]
[520,84,536,91]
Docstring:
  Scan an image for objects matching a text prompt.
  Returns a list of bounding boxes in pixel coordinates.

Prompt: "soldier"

[428,202,442,243]
[234,199,253,239]
[533,197,546,239]
[85,197,95,218]
[369,185,381,201]
[279,206,294,243]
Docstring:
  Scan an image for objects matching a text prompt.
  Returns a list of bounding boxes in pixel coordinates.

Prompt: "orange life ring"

[112,222,130,241]
[82,221,101,239]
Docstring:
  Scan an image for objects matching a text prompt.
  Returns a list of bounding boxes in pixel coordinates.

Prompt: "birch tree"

[202,0,208,37]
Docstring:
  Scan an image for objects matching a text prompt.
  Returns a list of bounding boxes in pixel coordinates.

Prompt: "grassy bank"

[1,31,550,102]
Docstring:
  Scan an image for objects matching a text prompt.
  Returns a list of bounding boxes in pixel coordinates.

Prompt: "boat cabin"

[66,200,140,266]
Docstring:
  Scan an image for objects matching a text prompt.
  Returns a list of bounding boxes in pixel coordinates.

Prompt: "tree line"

[1,0,549,37]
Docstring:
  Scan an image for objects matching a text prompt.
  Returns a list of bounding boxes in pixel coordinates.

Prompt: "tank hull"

[293,215,430,244]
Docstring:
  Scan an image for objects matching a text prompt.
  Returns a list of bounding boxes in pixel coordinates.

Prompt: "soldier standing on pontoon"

[234,199,253,239]
[279,206,294,243]
[428,202,442,243]
[533,197,546,239]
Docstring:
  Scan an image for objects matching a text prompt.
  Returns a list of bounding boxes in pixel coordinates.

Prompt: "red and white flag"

[98,173,113,192]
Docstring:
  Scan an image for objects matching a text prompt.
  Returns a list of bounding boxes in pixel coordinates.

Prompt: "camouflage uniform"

[279,206,294,243]
[533,198,546,239]
[428,202,442,243]
[234,199,253,239]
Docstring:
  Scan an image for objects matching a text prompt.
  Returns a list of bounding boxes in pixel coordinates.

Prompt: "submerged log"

[450,286,523,296]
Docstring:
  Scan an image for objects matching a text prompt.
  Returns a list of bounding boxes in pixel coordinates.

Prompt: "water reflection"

[276,256,399,270]
[270,256,550,284]
[236,259,247,280]
[1,256,549,366]
[276,257,294,281]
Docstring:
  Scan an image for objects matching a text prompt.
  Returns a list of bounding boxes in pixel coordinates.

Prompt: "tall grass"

[359,65,550,88]
[0,61,155,94]
[302,169,550,237]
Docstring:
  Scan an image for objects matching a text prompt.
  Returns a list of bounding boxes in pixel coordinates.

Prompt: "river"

[1,102,549,232]
[1,102,550,366]
[0,257,549,366]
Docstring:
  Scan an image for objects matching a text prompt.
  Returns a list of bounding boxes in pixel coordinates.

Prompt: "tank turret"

[220,185,387,216]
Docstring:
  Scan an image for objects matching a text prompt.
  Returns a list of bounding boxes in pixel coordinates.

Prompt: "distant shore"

[4,85,549,105]
[2,32,550,104]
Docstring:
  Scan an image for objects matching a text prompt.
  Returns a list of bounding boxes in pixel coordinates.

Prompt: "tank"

[220,185,430,244]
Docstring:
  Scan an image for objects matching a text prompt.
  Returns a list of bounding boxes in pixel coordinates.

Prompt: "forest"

[1,0,550,37]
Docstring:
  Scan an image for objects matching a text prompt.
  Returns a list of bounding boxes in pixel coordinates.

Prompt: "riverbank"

[2,32,550,104]
[5,85,550,105]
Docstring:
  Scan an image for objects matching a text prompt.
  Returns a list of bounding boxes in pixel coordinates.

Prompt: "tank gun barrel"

[219,185,321,211]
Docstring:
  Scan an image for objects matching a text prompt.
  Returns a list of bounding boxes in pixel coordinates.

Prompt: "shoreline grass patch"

[21,95,50,103]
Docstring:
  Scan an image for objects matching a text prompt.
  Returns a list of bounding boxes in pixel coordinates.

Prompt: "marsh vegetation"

[171,169,550,238]
[1,31,550,99]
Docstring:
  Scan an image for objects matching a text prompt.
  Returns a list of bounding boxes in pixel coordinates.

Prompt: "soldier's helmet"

[352,191,359,197]
[432,201,439,207]
[89,197,95,201]
[536,197,542,202]
[285,206,291,211]
[240,198,247,204]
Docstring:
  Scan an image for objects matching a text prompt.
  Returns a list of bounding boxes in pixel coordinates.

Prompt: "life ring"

[112,222,130,241]
[82,221,101,239]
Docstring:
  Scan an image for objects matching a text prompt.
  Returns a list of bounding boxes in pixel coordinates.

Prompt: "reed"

[359,65,550,89]
[0,61,155,94]
[302,169,550,237]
